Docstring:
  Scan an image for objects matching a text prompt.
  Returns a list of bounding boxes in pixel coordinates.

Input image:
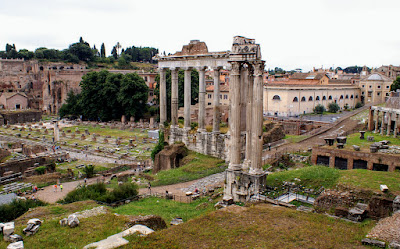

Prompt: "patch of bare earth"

[367,212,400,244]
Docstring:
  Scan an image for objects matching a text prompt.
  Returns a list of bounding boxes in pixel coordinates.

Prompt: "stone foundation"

[223,169,267,203]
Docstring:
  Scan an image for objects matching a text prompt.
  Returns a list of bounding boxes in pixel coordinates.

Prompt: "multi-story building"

[359,73,393,104]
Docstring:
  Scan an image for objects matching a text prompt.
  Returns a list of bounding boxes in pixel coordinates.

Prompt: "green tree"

[68,38,94,62]
[313,104,325,114]
[151,130,165,161]
[59,91,82,118]
[99,73,124,120]
[100,43,106,58]
[111,46,118,59]
[328,102,340,113]
[390,76,400,92]
[117,73,149,119]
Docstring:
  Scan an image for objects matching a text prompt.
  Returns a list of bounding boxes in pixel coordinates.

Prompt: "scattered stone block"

[348,205,367,222]
[336,143,344,149]
[389,242,400,249]
[7,241,24,249]
[170,217,183,226]
[380,185,389,192]
[361,238,385,248]
[367,136,375,141]
[8,234,23,243]
[393,196,400,213]
[67,214,79,228]
[27,219,42,225]
[352,145,360,151]
[126,215,167,231]
[334,206,349,217]
[3,222,15,237]
[370,146,378,153]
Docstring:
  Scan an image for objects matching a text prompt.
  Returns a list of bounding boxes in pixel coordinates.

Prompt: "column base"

[223,168,267,203]
[242,159,251,171]
[182,127,190,145]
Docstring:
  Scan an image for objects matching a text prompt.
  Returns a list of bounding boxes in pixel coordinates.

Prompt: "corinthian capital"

[253,61,265,76]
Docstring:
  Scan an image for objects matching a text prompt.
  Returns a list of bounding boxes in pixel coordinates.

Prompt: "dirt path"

[32,176,103,203]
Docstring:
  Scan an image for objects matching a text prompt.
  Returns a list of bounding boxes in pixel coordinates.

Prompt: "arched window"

[301,96,306,102]
[293,97,298,102]
[308,96,313,101]
[356,95,359,98]
[272,95,281,100]
[345,95,349,99]
[316,96,320,101]
[350,95,354,99]
[328,95,332,100]
[322,96,327,100]
[340,95,344,99]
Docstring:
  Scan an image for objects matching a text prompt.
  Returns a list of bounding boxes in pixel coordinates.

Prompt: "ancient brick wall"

[0,110,42,124]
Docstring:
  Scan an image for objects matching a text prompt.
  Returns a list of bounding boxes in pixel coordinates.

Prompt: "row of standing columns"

[159,67,222,134]
[229,61,265,173]
[368,107,399,137]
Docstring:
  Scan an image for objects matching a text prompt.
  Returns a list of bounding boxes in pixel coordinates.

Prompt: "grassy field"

[267,165,400,194]
[145,151,226,187]
[120,204,375,249]
[114,197,216,223]
[345,131,400,149]
[284,134,309,143]
[0,200,129,249]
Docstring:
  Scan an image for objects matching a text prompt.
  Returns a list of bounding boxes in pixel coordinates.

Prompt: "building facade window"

[308,96,313,101]
[301,96,306,102]
[340,95,344,99]
[316,96,320,101]
[272,95,281,100]
[322,96,326,100]
[293,97,298,102]
[350,95,354,99]
[345,95,349,99]
[328,95,332,100]
[208,94,212,99]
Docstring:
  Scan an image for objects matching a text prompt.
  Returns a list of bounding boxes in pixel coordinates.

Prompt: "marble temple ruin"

[156,36,266,202]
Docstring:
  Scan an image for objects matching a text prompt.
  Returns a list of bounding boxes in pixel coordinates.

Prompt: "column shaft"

[159,68,167,126]
[184,68,192,129]
[374,110,380,133]
[213,68,220,132]
[380,112,385,135]
[367,108,374,131]
[244,65,254,169]
[229,62,242,169]
[250,61,265,174]
[198,68,206,131]
[387,112,392,136]
[394,114,398,138]
[171,68,179,126]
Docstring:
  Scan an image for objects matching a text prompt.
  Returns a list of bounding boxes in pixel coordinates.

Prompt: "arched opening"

[328,95,332,100]
[340,95,344,99]
[345,95,349,99]
[322,96,327,100]
[316,96,320,101]
[293,97,298,102]
[309,96,313,101]
[301,97,306,102]
[272,95,281,100]
[350,95,354,99]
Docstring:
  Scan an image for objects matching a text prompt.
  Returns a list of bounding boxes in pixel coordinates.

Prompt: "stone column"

[367,107,374,131]
[170,68,179,127]
[374,110,380,133]
[228,62,242,170]
[387,112,392,136]
[159,68,167,127]
[183,68,192,144]
[198,67,206,132]
[212,68,221,132]
[243,65,253,170]
[380,112,385,135]
[53,120,59,142]
[394,114,398,138]
[250,61,265,174]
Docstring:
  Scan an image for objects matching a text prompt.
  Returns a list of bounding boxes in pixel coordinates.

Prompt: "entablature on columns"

[371,106,400,115]
[157,57,231,70]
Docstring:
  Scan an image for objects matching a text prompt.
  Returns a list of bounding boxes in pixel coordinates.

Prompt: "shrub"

[355,102,363,109]
[0,199,46,222]
[313,104,326,114]
[59,182,138,204]
[83,165,95,178]
[328,102,340,113]
[60,183,107,204]
[151,130,165,161]
[35,166,47,175]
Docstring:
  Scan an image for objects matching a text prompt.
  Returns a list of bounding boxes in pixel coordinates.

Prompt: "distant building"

[0,92,28,110]
[264,73,361,116]
[359,73,393,104]
[206,85,229,106]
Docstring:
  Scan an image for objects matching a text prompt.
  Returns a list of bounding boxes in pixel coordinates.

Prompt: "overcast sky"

[1,0,399,71]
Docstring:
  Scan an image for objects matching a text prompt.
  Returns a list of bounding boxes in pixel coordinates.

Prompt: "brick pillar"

[347,158,354,170]
[367,107,374,131]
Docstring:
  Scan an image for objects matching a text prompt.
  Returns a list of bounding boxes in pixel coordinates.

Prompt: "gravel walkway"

[367,212,400,243]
